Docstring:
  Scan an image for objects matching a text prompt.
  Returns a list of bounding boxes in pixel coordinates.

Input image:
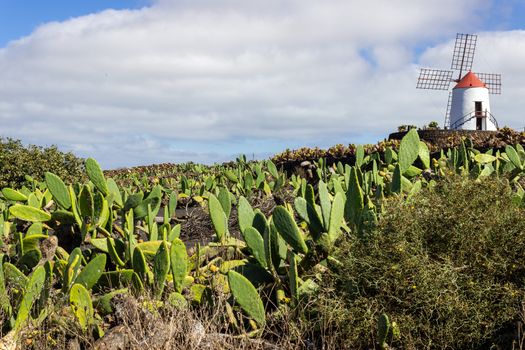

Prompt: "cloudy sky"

[1,0,524,168]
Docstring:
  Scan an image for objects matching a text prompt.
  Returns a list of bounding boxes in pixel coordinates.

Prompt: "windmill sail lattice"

[474,73,501,94]
[416,69,454,90]
[451,33,477,78]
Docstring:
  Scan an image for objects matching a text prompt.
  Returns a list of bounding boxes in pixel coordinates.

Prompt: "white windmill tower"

[416,33,502,130]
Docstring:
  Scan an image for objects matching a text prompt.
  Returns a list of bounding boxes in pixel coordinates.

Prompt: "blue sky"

[0,0,149,47]
[0,0,524,168]
[1,0,523,48]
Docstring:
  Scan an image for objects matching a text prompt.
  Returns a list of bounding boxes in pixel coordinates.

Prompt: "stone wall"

[388,129,498,144]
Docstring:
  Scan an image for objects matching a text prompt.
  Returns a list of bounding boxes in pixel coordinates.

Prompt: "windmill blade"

[444,91,452,128]
[416,68,454,90]
[475,72,502,94]
[451,33,477,74]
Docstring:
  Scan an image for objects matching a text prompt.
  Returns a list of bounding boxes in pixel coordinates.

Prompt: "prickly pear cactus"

[45,172,71,209]
[14,265,46,331]
[9,205,51,222]
[227,270,266,328]
[208,193,228,242]
[85,158,109,196]
[243,227,267,268]
[170,239,188,293]
[70,283,94,331]
[153,240,170,298]
[2,188,28,202]
[75,254,106,290]
[288,252,299,307]
[377,313,391,349]
[132,247,149,282]
[237,196,255,234]
[328,192,345,243]
[272,206,308,254]
[398,128,420,173]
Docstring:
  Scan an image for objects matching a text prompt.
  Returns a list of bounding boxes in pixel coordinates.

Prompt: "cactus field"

[1,129,525,349]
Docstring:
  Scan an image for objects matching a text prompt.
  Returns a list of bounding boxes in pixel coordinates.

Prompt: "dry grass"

[19,292,304,350]
[305,176,525,349]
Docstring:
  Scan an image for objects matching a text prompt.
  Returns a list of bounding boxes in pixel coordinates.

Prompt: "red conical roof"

[453,71,486,89]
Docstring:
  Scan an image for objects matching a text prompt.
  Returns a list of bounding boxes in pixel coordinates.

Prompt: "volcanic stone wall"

[388,130,498,144]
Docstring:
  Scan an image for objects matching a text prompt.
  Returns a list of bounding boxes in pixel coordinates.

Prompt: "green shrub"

[307,177,525,349]
[0,138,84,188]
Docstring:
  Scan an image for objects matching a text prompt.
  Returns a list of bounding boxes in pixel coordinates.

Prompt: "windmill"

[416,33,501,131]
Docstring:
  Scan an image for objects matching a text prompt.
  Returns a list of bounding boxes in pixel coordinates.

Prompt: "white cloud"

[1,0,523,168]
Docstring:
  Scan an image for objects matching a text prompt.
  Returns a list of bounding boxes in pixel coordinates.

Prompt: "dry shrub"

[22,292,298,350]
[307,177,525,349]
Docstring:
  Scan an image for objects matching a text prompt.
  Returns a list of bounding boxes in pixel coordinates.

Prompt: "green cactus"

[94,288,128,315]
[227,270,266,328]
[27,193,40,208]
[70,283,94,331]
[14,265,46,331]
[94,192,110,228]
[218,187,232,218]
[459,140,469,173]
[124,192,143,211]
[63,248,83,293]
[345,166,364,228]
[153,240,170,298]
[3,262,29,292]
[244,227,267,268]
[107,237,126,267]
[272,206,308,255]
[132,246,149,283]
[506,145,523,170]
[377,313,391,349]
[252,210,267,239]
[134,194,161,220]
[294,197,323,240]
[208,193,228,242]
[75,254,106,290]
[267,160,279,179]
[170,239,188,293]
[288,251,298,307]
[2,188,28,202]
[398,128,420,173]
[106,178,123,208]
[237,196,255,234]
[268,222,288,272]
[168,224,181,241]
[328,192,345,242]
[69,185,82,227]
[419,141,430,169]
[9,204,51,222]
[168,291,188,309]
[168,191,178,218]
[318,181,331,229]
[19,248,42,271]
[78,185,94,225]
[125,209,136,261]
[45,172,71,209]
[474,153,497,165]
[0,255,12,319]
[85,158,109,196]
[391,164,402,194]
[356,144,365,168]
[96,270,143,294]
[224,170,239,183]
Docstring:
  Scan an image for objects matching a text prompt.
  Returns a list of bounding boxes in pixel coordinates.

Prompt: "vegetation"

[310,178,525,349]
[0,130,525,348]
[272,127,525,165]
[0,138,84,189]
